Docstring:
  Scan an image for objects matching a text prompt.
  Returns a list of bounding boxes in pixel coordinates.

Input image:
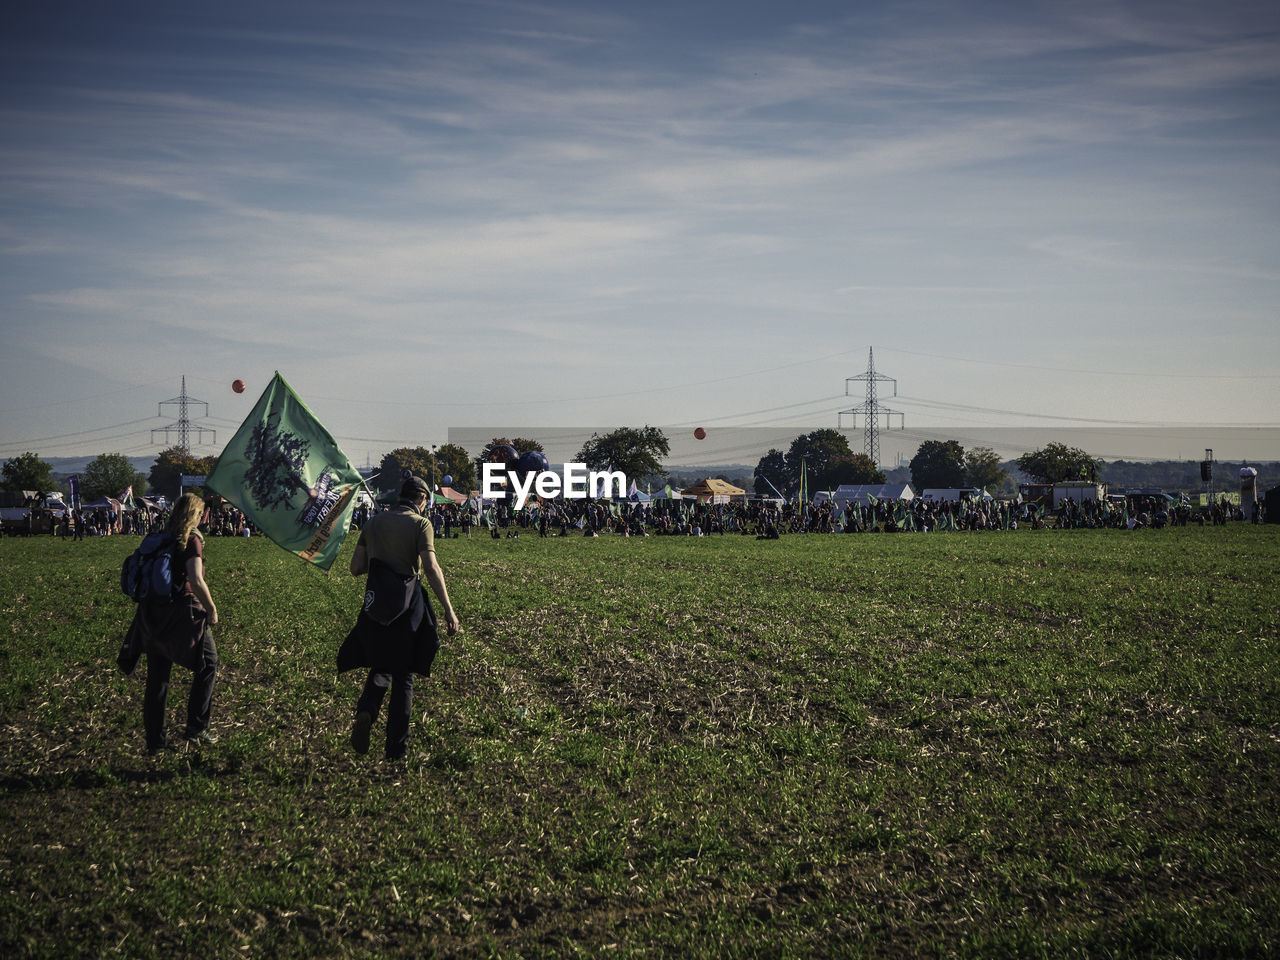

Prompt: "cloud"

[3,0,1279,451]
[1030,235,1280,281]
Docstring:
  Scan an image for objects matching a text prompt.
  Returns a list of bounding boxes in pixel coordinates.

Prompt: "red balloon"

[232,379,246,394]
[694,427,706,440]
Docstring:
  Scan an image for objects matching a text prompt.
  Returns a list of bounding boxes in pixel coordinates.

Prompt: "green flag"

[206,372,362,570]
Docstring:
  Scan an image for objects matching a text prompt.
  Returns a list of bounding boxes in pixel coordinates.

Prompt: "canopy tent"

[436,486,468,505]
[681,478,747,503]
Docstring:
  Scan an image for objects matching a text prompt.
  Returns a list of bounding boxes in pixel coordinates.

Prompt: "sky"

[2,0,1278,469]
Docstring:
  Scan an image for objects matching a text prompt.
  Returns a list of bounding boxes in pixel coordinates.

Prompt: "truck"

[1018,481,1106,510]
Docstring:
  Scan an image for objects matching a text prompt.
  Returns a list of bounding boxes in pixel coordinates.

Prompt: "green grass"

[1,525,1278,958]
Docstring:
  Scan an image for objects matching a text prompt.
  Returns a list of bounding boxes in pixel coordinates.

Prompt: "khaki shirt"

[356,506,434,577]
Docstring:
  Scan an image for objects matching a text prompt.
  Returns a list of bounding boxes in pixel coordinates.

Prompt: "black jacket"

[337,558,439,676]
[119,594,208,674]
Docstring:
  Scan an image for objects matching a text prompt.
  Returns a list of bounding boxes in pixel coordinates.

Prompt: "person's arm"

[186,555,219,626]
[350,544,368,576]
[420,549,460,635]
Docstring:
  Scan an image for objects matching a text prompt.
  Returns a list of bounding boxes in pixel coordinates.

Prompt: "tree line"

[0,447,227,504]
[375,426,672,496]
[4,433,1273,506]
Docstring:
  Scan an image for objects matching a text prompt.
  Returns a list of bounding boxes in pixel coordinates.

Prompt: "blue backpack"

[121,532,178,603]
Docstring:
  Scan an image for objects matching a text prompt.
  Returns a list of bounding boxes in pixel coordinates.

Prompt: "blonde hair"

[166,492,205,549]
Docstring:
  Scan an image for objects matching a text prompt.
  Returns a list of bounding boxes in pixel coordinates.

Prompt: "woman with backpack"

[124,491,220,754]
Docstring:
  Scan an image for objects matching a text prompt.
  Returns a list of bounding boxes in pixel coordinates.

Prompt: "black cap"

[399,475,431,502]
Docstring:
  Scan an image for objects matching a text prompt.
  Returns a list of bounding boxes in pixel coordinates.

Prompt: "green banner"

[206,372,362,570]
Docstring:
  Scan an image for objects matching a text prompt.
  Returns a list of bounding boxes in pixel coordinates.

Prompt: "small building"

[1018,481,1106,509]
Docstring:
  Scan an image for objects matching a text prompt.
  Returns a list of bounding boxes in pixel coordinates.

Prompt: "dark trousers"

[356,670,414,759]
[144,628,217,750]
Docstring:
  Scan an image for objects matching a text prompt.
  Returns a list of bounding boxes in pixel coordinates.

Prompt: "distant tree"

[149,446,218,500]
[575,426,670,486]
[784,429,869,493]
[909,440,967,491]
[845,453,887,485]
[82,453,147,502]
[244,418,312,509]
[1,451,54,495]
[882,464,912,486]
[753,449,787,496]
[435,443,476,492]
[1016,443,1103,484]
[964,446,1010,492]
[377,447,438,494]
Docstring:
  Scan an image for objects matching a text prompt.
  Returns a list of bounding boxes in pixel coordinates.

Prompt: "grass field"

[1,525,1278,958]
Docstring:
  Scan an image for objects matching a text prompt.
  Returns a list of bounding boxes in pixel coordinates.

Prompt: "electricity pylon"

[838,348,903,467]
[151,376,216,451]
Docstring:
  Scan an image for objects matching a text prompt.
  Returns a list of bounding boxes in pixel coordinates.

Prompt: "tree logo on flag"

[244,414,312,510]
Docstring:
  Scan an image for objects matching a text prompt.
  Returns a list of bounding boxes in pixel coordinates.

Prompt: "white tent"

[821,483,914,510]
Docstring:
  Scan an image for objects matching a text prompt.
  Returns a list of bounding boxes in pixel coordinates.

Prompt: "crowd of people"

[403,490,1267,539]
[2,502,261,539]
[3,488,1264,543]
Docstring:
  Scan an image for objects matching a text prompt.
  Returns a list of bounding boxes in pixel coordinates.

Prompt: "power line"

[0,416,163,450]
[669,394,846,428]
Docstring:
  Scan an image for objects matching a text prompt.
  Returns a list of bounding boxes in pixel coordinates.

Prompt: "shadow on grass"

[0,766,181,793]
[0,751,245,794]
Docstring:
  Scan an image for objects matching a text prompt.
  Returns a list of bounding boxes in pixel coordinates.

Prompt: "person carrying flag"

[338,475,461,760]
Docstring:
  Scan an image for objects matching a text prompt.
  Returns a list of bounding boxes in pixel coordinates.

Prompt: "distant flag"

[205,371,363,570]
[118,485,136,511]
